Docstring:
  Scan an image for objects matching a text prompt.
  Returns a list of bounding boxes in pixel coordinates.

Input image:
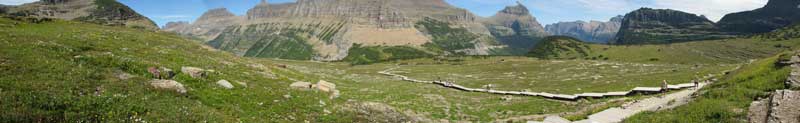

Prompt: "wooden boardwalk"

[379,67,705,100]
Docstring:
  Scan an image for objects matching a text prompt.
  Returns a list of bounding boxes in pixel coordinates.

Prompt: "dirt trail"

[529,82,708,123]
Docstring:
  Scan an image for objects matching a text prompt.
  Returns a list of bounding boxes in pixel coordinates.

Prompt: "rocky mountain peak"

[498,2,530,16]
[718,0,800,34]
[545,15,622,43]
[614,8,732,44]
[163,21,189,29]
[764,0,800,10]
[246,0,272,20]
[199,8,236,21]
[623,8,713,26]
[609,15,623,23]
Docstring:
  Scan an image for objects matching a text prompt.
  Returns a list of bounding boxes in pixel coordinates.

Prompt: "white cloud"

[648,0,768,21]
[0,0,37,5]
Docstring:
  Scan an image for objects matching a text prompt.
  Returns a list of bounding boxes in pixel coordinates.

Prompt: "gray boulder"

[181,66,206,78]
[216,80,234,89]
[150,79,187,94]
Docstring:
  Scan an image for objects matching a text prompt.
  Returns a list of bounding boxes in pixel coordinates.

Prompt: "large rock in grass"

[150,79,187,94]
[748,90,800,123]
[216,80,234,89]
[290,81,313,90]
[316,80,336,92]
[181,67,206,78]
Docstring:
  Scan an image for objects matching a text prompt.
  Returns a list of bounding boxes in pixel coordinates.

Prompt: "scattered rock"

[181,66,207,78]
[235,81,248,88]
[148,67,161,79]
[216,80,234,89]
[342,102,430,123]
[542,116,571,123]
[150,79,187,94]
[315,80,336,92]
[290,81,314,90]
[161,67,176,79]
[283,94,292,99]
[116,71,134,80]
[331,90,341,99]
[501,95,514,101]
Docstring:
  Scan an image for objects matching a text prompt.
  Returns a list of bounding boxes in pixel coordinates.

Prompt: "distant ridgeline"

[614,0,800,44]
[0,0,158,30]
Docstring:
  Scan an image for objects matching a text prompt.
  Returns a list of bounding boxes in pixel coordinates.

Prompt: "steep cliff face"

[614,8,733,44]
[718,0,800,34]
[483,3,549,54]
[546,16,622,43]
[164,8,243,41]
[189,0,501,61]
[6,0,158,30]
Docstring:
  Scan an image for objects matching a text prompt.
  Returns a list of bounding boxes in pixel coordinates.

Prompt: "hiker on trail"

[661,80,669,94]
[693,80,699,89]
[148,67,161,79]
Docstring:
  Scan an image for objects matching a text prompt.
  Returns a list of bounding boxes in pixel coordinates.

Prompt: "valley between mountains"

[2,0,800,122]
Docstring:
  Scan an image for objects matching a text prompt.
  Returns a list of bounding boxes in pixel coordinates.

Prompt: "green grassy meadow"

[1,16,798,122]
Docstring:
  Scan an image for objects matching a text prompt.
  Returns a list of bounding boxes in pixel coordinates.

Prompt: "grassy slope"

[591,38,796,64]
[342,44,433,65]
[624,53,791,122]
[528,36,592,59]
[0,18,351,122]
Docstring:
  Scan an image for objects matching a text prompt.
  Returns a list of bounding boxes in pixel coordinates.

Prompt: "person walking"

[661,80,669,94]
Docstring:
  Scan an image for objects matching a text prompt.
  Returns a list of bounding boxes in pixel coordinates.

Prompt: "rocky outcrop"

[6,0,158,30]
[150,79,187,94]
[163,8,243,41]
[614,8,734,44]
[545,16,622,44]
[782,51,800,89]
[484,2,548,51]
[749,90,800,123]
[718,0,800,34]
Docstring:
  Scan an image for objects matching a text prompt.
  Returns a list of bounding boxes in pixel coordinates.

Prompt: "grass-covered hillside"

[528,36,592,59]
[0,17,355,122]
[529,37,800,64]
[342,44,433,65]
[754,23,800,41]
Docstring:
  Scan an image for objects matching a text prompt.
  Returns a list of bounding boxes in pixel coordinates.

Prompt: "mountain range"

[12,0,793,60]
[165,0,554,61]
[545,16,623,44]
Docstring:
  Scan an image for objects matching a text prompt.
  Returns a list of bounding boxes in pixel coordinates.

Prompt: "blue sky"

[0,0,769,27]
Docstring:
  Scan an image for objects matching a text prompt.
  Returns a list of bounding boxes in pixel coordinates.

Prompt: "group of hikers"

[660,79,704,95]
